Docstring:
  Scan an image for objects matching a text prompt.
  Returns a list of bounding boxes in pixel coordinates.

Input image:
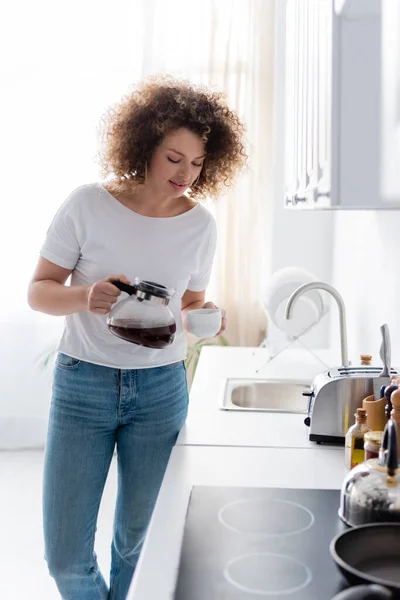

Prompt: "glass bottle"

[345,408,370,469]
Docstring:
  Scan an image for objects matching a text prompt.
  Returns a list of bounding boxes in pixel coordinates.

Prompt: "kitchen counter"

[128,346,346,600]
[177,346,339,448]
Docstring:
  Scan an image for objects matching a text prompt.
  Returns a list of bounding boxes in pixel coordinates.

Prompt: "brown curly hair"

[97,76,247,199]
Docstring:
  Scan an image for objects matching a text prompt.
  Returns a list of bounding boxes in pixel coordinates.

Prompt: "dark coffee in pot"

[108,319,176,349]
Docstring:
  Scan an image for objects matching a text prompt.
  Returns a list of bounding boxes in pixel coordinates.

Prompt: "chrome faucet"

[285,281,349,367]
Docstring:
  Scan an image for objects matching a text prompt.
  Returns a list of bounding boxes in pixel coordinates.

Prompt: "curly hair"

[97,76,247,199]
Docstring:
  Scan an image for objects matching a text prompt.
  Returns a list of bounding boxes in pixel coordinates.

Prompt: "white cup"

[187,308,222,338]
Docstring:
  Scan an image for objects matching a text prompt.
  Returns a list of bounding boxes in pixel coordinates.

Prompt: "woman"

[28,77,246,600]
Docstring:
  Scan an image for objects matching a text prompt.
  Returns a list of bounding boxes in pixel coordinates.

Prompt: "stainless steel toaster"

[303,366,399,444]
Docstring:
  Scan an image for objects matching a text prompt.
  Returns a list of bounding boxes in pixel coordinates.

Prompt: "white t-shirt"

[40,183,217,369]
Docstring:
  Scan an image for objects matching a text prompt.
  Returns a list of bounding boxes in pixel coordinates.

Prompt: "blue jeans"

[43,353,189,600]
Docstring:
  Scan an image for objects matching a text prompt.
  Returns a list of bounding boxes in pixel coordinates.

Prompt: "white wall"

[332,210,400,367]
[0,317,63,449]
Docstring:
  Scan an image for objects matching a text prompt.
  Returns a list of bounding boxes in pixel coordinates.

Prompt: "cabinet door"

[284,0,332,209]
[283,0,400,210]
[381,0,400,204]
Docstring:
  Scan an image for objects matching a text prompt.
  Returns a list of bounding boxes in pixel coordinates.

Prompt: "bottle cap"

[360,354,372,362]
[355,408,367,419]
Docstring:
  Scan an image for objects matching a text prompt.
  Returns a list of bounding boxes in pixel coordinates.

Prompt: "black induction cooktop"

[174,486,349,600]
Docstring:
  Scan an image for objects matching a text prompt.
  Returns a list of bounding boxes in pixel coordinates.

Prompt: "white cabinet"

[282,0,400,210]
[381,0,400,204]
[284,0,332,209]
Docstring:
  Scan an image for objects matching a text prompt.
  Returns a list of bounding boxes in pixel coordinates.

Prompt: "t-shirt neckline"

[97,183,200,221]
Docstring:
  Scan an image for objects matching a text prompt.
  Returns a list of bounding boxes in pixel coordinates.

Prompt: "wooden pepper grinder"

[384,383,399,420]
[390,388,400,461]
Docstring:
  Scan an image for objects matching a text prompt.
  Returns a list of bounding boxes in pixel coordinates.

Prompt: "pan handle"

[331,583,393,599]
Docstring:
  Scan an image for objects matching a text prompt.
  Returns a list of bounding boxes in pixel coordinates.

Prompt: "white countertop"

[177,346,338,448]
[127,346,345,600]
[127,444,346,600]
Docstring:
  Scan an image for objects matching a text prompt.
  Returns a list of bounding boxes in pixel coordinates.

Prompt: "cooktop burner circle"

[218,498,315,537]
[224,552,312,596]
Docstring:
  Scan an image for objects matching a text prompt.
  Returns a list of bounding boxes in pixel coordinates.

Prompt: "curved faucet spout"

[285,281,349,367]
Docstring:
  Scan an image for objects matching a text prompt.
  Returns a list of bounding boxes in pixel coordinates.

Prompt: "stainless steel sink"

[221,378,310,413]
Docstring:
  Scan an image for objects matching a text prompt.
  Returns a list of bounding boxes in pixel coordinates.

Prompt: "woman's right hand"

[87,274,130,315]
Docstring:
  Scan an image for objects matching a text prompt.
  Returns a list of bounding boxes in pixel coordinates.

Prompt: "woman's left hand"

[201,301,227,336]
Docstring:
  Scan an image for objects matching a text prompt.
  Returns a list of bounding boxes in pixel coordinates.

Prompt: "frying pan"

[330,523,400,599]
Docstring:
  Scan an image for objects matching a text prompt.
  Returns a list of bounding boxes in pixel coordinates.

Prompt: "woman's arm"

[27,257,129,316]
[27,257,88,316]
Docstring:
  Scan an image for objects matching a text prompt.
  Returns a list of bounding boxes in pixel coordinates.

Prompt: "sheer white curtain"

[139,0,276,346]
[1,0,275,447]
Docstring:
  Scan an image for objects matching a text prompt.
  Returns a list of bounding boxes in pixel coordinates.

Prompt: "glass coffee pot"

[107,278,176,349]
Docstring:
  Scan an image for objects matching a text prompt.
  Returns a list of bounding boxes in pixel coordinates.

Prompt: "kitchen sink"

[221,378,311,413]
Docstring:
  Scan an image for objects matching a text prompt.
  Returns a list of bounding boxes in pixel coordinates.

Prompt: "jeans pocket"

[55,353,82,370]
